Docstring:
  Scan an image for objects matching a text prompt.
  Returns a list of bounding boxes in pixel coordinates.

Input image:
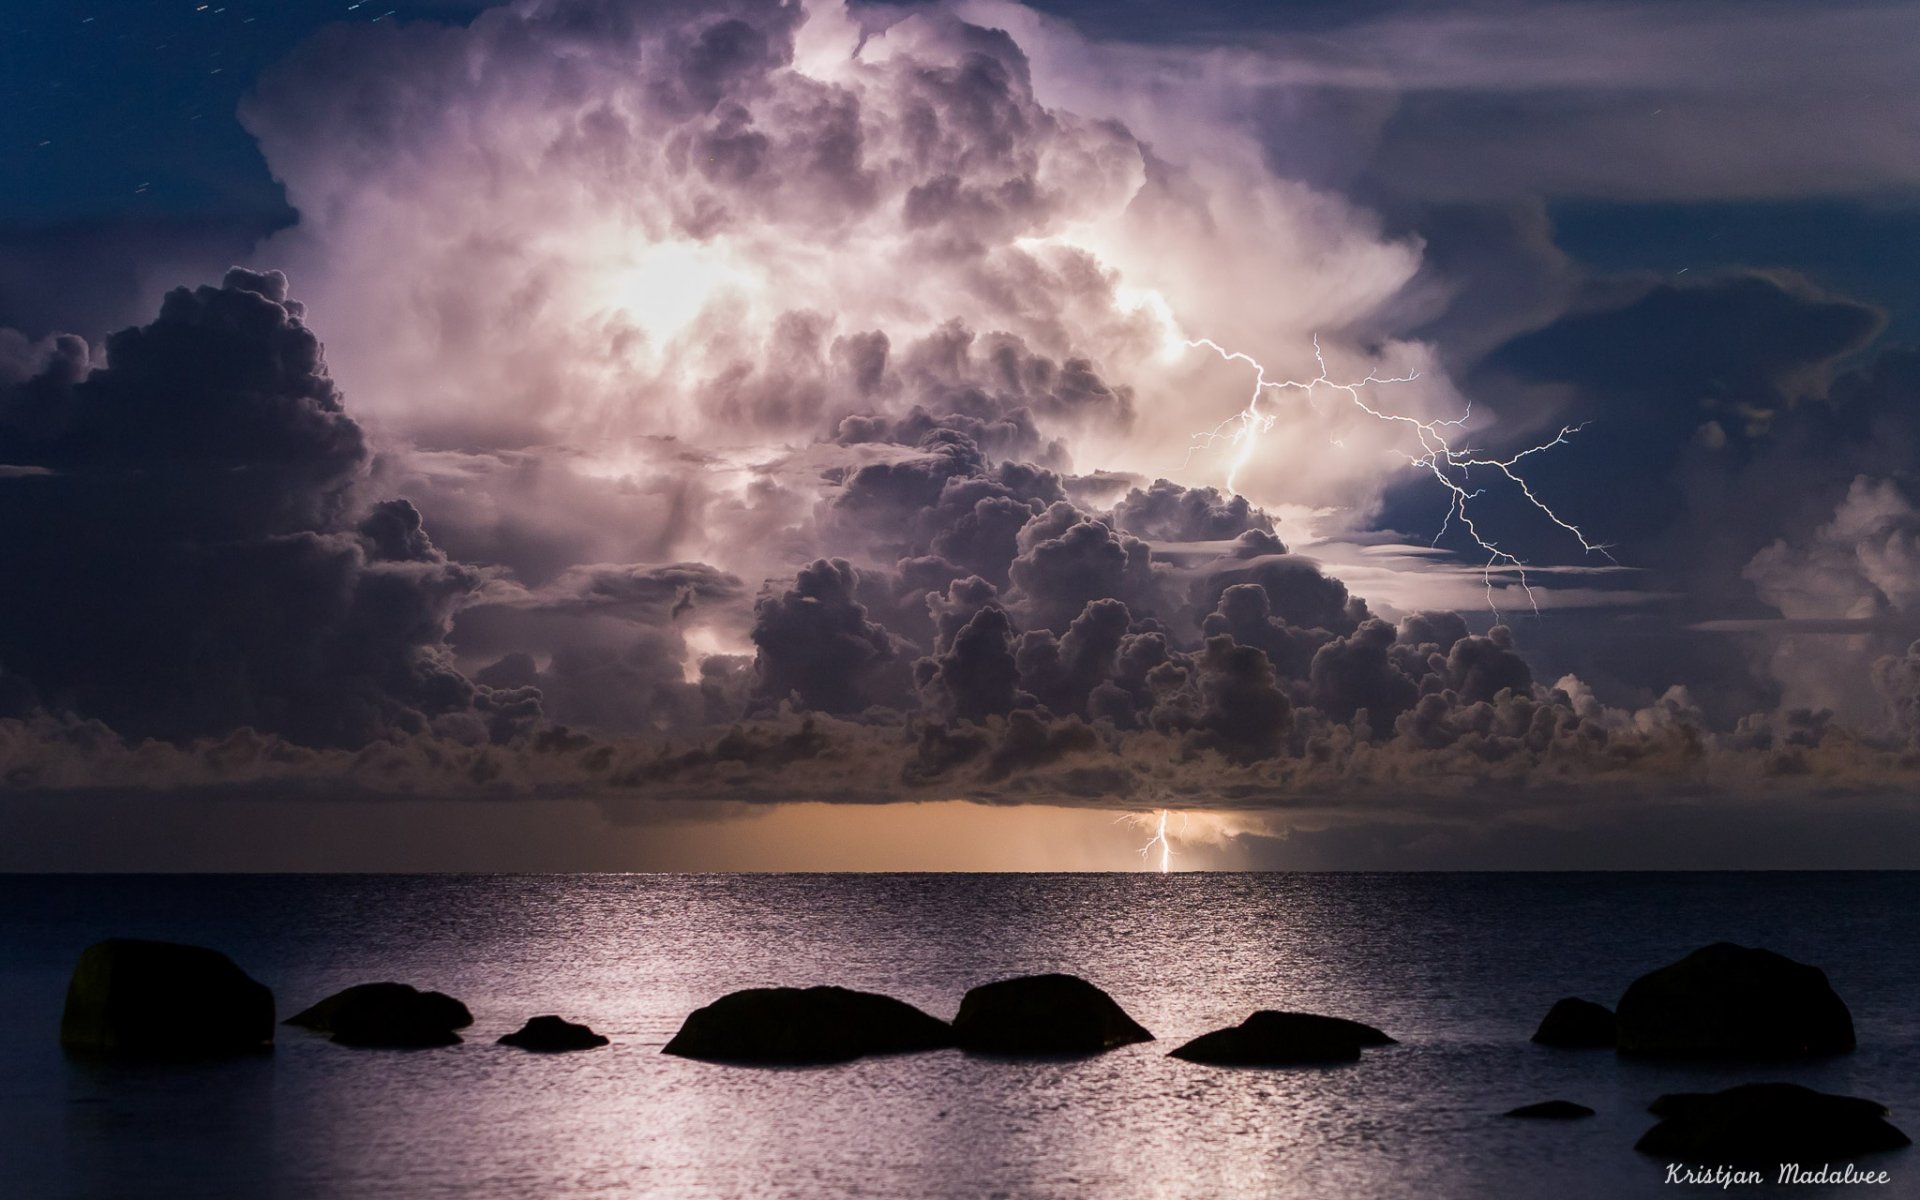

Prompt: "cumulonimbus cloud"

[5,0,1920,823]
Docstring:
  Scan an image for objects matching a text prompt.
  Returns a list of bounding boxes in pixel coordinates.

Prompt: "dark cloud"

[1088,628,1180,731]
[1183,634,1294,763]
[499,561,745,622]
[928,490,1045,588]
[1006,502,1162,633]
[1014,596,1132,717]
[1,266,364,536]
[1395,610,1466,652]
[1436,272,1885,562]
[1490,274,1881,425]
[839,404,1063,468]
[536,629,709,733]
[444,560,749,735]
[826,429,988,555]
[1111,477,1274,543]
[914,604,1022,721]
[1225,2,1920,204]
[982,708,1100,781]
[1399,269,1917,730]
[1308,618,1417,727]
[1195,551,1366,637]
[622,716,834,788]
[749,557,904,715]
[1200,583,1330,682]
[832,322,1135,468]
[1441,625,1534,705]
[0,269,526,748]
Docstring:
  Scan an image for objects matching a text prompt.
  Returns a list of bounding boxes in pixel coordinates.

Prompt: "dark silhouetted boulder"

[1169,1010,1394,1065]
[1615,943,1854,1058]
[1532,997,1616,1047]
[1506,1100,1596,1119]
[285,982,472,1048]
[61,938,274,1057]
[498,1015,608,1052]
[1636,1083,1909,1160]
[662,986,953,1064]
[952,974,1153,1056]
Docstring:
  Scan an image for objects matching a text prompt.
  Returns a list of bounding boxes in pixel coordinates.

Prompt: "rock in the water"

[1636,1083,1909,1160]
[1614,943,1853,1058]
[1169,1011,1394,1065]
[952,974,1153,1056]
[662,986,953,1064]
[1506,1100,1596,1119]
[285,982,472,1048]
[1532,997,1616,1047]
[498,1015,608,1052]
[61,939,274,1057]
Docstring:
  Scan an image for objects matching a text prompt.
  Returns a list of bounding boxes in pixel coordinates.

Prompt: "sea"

[1,872,1916,1199]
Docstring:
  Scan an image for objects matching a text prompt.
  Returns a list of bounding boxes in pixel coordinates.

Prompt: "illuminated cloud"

[6,0,1920,866]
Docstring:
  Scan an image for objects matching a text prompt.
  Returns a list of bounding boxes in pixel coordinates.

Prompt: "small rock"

[1615,943,1853,1058]
[285,982,472,1048]
[663,986,952,1064]
[1170,1011,1393,1065]
[1531,997,1615,1047]
[61,939,274,1058]
[1636,1082,1909,1160]
[498,1015,608,1052]
[952,974,1153,1056]
[1506,1100,1596,1119]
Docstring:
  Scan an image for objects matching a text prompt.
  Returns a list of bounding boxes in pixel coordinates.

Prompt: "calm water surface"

[1,873,1916,1199]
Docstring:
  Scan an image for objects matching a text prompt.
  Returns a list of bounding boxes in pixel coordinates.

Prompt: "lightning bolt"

[1184,336,1611,614]
[1126,809,1183,873]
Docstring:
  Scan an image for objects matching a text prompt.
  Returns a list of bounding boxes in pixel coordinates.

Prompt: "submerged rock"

[1614,943,1853,1058]
[498,1015,608,1052]
[61,938,274,1057]
[1170,1011,1393,1065]
[952,974,1153,1056]
[285,982,472,1048]
[1506,1100,1596,1119]
[662,986,953,1064]
[1531,997,1616,1048]
[1636,1083,1909,1160]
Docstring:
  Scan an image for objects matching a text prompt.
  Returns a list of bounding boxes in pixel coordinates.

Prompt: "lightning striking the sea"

[1184,336,1611,613]
[1139,809,1175,874]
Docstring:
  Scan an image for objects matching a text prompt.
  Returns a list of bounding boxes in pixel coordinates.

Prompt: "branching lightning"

[1183,336,1611,613]
[1119,809,1186,873]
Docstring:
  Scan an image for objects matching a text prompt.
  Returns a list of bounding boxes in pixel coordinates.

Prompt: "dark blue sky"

[1,2,491,222]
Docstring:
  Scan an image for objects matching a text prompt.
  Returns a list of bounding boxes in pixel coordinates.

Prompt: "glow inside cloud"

[241,0,1475,596]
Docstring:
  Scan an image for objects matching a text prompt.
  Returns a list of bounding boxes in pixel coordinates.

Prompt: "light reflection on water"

[2,873,1916,1198]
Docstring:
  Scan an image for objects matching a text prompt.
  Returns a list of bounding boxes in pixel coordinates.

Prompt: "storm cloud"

[0,269,534,749]
[4,0,1920,861]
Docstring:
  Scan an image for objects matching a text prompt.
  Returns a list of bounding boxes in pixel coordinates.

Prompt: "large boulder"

[662,986,953,1064]
[61,938,274,1057]
[1615,943,1854,1058]
[952,974,1153,1056]
[498,1015,608,1052]
[1531,997,1616,1047]
[1170,1011,1393,1065]
[1636,1083,1909,1160]
[285,982,472,1048]
[1506,1100,1596,1119]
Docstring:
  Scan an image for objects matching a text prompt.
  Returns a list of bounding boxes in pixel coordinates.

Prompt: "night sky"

[4,0,1920,869]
